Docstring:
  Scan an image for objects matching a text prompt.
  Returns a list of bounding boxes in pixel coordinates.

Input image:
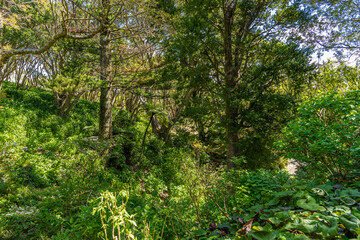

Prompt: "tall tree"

[98,0,113,140]
[162,0,314,167]
[96,0,162,140]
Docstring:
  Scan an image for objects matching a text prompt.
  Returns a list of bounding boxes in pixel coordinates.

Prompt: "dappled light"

[1,0,360,239]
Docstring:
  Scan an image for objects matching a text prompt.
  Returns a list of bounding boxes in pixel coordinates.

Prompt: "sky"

[312,51,358,67]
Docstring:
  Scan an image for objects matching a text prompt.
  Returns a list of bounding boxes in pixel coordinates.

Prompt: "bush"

[277,91,360,180]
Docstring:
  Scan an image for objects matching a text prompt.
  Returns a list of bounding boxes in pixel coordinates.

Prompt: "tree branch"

[0,25,102,67]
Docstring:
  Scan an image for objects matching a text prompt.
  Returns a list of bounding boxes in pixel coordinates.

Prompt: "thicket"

[278,91,360,180]
[0,83,360,239]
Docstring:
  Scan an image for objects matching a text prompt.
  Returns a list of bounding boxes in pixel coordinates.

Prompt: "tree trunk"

[223,5,239,168]
[63,91,84,116]
[225,113,239,168]
[99,86,113,140]
[59,92,75,116]
[151,115,171,143]
[99,20,113,141]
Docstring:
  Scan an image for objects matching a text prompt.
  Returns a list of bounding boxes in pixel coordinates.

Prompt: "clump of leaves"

[277,90,360,180]
[243,183,359,239]
[194,179,360,239]
[40,74,94,116]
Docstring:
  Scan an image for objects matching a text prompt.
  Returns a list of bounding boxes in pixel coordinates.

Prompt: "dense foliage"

[1,0,360,239]
[278,91,360,180]
[0,83,359,239]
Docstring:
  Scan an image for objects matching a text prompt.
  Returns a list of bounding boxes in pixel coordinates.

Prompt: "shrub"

[277,91,360,180]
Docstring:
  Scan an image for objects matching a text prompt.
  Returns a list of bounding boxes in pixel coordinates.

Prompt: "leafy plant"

[41,74,94,116]
[277,90,360,180]
[235,182,360,239]
[92,190,137,240]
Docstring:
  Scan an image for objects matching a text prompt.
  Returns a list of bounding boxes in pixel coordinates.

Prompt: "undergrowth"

[0,83,359,239]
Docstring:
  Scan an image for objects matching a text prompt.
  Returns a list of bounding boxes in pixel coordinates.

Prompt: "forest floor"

[1,83,360,239]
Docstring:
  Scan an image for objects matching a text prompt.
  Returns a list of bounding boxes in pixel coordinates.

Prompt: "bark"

[99,87,113,140]
[223,4,239,168]
[57,91,84,116]
[98,19,113,140]
[221,1,265,168]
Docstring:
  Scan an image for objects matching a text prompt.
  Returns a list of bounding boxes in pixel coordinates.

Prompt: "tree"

[161,0,314,168]
[0,0,102,68]
[40,39,96,116]
[97,0,113,140]
[96,0,162,140]
[1,0,162,141]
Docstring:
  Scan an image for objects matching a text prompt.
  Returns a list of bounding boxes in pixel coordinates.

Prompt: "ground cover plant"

[195,178,360,239]
[0,83,359,239]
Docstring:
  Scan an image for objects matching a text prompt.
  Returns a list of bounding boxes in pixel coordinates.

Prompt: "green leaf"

[267,191,294,206]
[294,191,308,198]
[277,232,311,240]
[284,216,317,233]
[269,211,291,225]
[339,197,356,206]
[340,189,360,198]
[311,187,328,196]
[194,229,207,237]
[339,213,360,233]
[352,208,360,219]
[248,223,279,240]
[309,213,338,238]
[296,195,326,211]
[328,206,351,216]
